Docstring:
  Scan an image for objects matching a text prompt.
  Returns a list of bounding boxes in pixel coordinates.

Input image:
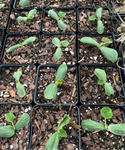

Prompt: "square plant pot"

[0,28,4,59]
[79,64,125,105]
[0,103,32,150]
[1,33,39,64]
[38,33,77,65]
[42,8,76,33]
[30,105,80,150]
[34,64,78,104]
[0,64,36,104]
[79,105,125,149]
[7,8,42,34]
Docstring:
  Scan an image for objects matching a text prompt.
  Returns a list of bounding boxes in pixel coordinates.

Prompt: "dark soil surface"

[1,35,39,64]
[8,9,42,34]
[42,9,76,33]
[31,106,79,150]
[38,34,76,64]
[0,104,31,150]
[36,66,77,104]
[80,66,124,105]
[80,106,125,150]
[0,65,36,103]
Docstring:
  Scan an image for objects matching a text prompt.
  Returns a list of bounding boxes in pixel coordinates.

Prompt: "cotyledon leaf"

[97,20,104,34]
[19,0,29,8]
[6,44,21,52]
[23,37,36,45]
[58,115,70,130]
[0,125,15,138]
[28,9,37,18]
[104,82,114,96]
[13,71,22,82]
[48,9,59,20]
[16,82,26,98]
[95,68,106,83]
[57,20,67,30]
[80,37,99,47]
[96,7,103,19]
[5,113,15,122]
[52,37,61,46]
[17,16,27,23]
[54,47,62,61]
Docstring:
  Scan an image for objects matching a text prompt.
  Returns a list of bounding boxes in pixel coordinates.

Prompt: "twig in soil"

[116,57,125,70]
[69,119,80,130]
[113,74,116,85]
[9,99,19,103]
[35,119,40,131]
[72,75,76,97]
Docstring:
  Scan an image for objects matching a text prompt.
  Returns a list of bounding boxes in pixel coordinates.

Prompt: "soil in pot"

[80,106,125,150]
[30,105,79,150]
[38,34,76,65]
[78,8,112,33]
[1,35,39,64]
[0,104,31,150]
[78,34,115,64]
[8,9,42,34]
[80,65,124,105]
[36,65,77,104]
[42,8,76,33]
[0,65,36,103]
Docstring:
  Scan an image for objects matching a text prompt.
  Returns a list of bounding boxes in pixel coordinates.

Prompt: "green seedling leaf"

[56,79,63,84]
[57,129,67,137]
[98,79,105,85]
[5,113,14,123]
[13,71,22,82]
[48,9,59,20]
[54,47,62,61]
[81,119,105,131]
[44,83,58,99]
[57,20,67,30]
[89,15,96,20]
[16,82,25,98]
[103,37,112,44]
[96,7,103,19]
[17,16,27,23]
[104,82,114,96]
[108,123,125,136]
[99,46,118,62]
[15,113,30,130]
[0,4,5,9]
[0,125,15,138]
[23,37,36,45]
[95,68,106,84]
[58,11,66,17]
[28,9,37,18]
[46,132,60,150]
[19,0,29,8]
[80,37,99,47]
[6,44,21,53]
[97,20,104,34]
[55,64,68,82]
[58,115,70,130]
[100,107,113,119]
[52,37,61,46]
[61,41,69,47]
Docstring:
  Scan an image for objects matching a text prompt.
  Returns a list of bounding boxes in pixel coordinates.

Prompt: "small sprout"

[48,9,67,30]
[13,71,25,98]
[44,64,68,99]
[46,115,70,150]
[0,4,5,9]
[95,68,114,96]
[0,112,30,138]
[6,37,36,53]
[17,9,37,23]
[89,7,104,34]
[19,0,30,8]
[52,37,69,61]
[80,37,118,62]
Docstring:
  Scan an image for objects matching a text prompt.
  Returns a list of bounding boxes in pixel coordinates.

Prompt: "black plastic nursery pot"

[38,33,77,65]
[0,28,4,58]
[0,103,32,150]
[29,104,80,150]
[79,105,125,150]
[0,64,37,104]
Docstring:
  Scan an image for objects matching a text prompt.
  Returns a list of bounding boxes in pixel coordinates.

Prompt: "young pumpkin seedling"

[19,0,30,8]
[17,9,37,23]
[46,115,70,150]
[0,4,5,9]
[0,112,30,138]
[44,64,68,99]
[13,71,26,98]
[6,36,36,53]
[89,7,104,34]
[48,9,67,30]
[81,107,125,136]
[95,68,114,96]
[80,37,118,62]
[52,37,69,61]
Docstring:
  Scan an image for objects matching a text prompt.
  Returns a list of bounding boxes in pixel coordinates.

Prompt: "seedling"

[13,71,25,98]
[81,107,125,136]
[52,37,69,61]
[95,68,114,96]
[6,36,36,52]
[48,9,67,30]
[89,7,104,34]
[17,9,37,23]
[0,112,30,138]
[46,115,70,150]
[80,37,118,62]
[44,64,68,99]
[0,4,5,9]
[19,0,30,8]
